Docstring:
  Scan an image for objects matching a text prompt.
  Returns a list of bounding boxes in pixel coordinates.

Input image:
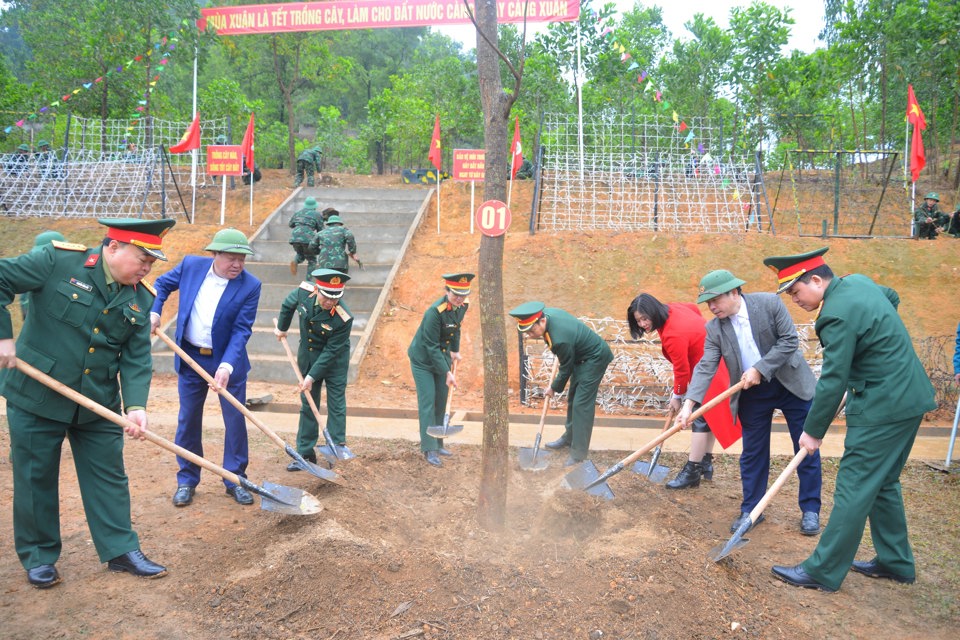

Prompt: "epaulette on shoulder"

[435,300,448,313]
[51,240,87,252]
[299,281,315,292]
[335,304,352,322]
[139,279,157,297]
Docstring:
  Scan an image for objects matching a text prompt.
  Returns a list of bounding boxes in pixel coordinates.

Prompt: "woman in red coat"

[627,293,716,488]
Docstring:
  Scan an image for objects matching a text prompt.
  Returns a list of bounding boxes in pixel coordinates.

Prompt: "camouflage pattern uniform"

[288,198,324,273]
[294,147,322,187]
[309,216,357,273]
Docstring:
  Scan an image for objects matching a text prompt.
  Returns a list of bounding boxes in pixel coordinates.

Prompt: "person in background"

[676,269,822,537]
[765,247,936,592]
[627,293,718,489]
[294,145,322,187]
[288,196,324,276]
[913,192,948,239]
[310,214,359,274]
[275,268,354,468]
[34,139,63,179]
[6,144,31,176]
[408,273,474,467]
[150,229,261,508]
[509,301,614,467]
[0,217,175,588]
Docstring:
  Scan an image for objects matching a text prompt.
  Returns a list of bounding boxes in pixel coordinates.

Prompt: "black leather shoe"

[424,451,442,467]
[226,485,254,505]
[563,455,585,467]
[800,511,821,536]
[437,447,453,457]
[730,512,765,533]
[666,461,702,490]
[544,437,571,450]
[850,558,915,584]
[27,564,61,589]
[701,453,714,481]
[108,550,167,578]
[287,452,317,472]
[172,485,195,507]
[771,564,836,592]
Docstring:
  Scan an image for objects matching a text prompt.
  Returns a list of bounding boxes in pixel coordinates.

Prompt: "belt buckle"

[199,347,213,356]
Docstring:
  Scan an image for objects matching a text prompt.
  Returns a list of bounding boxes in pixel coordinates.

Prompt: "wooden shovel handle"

[535,358,561,436]
[273,318,327,428]
[617,380,746,468]
[443,359,458,415]
[155,330,287,450]
[15,358,242,485]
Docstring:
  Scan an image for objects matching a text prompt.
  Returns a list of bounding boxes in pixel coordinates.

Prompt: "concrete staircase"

[152,186,431,383]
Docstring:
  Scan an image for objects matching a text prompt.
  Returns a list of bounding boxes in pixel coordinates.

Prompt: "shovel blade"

[708,535,750,562]
[285,445,343,484]
[518,446,551,471]
[259,481,323,516]
[560,460,614,500]
[426,423,463,438]
[631,460,671,483]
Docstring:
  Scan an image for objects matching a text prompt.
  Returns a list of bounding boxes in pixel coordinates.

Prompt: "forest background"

[0,0,959,190]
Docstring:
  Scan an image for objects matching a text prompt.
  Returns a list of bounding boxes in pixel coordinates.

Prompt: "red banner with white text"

[200,1,579,36]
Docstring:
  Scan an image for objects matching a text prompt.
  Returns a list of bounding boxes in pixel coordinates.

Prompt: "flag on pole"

[428,115,442,171]
[169,113,201,154]
[240,112,255,171]
[510,116,523,179]
[907,84,926,182]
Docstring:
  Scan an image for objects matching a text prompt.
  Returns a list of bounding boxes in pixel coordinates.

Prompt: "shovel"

[518,360,560,472]
[563,381,745,499]
[16,358,322,516]
[273,319,356,466]
[709,394,847,562]
[426,360,463,439]
[156,331,342,484]
[708,448,807,562]
[631,411,675,483]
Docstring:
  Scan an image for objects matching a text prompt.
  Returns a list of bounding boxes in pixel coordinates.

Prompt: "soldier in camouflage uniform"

[275,269,354,467]
[288,197,324,276]
[294,146,323,187]
[913,192,949,239]
[309,215,358,274]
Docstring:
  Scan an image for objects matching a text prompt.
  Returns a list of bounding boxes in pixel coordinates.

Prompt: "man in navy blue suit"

[150,229,261,507]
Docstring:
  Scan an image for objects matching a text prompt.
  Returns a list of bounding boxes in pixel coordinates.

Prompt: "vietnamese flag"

[169,113,200,154]
[907,84,926,183]
[239,112,255,171]
[428,115,441,171]
[510,116,522,179]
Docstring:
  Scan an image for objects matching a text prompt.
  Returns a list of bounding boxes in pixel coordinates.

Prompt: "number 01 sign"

[475,200,512,237]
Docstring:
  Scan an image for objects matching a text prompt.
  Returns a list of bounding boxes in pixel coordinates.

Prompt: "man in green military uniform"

[0,217,175,589]
[509,302,614,466]
[275,269,354,467]
[309,214,359,273]
[764,247,936,592]
[294,145,322,187]
[34,139,63,179]
[20,230,65,319]
[288,196,324,276]
[408,273,474,467]
[913,192,949,239]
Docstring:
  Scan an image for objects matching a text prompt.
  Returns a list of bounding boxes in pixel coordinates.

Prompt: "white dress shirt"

[730,300,763,372]
[184,265,233,374]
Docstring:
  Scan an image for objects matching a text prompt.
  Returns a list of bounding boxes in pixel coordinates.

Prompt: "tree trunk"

[474,0,516,531]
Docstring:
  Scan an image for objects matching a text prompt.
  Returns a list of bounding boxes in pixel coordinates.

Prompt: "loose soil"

[0,169,958,639]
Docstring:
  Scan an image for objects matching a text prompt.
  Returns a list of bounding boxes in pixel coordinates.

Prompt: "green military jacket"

[914,202,947,224]
[540,307,612,393]
[802,274,936,437]
[277,281,353,381]
[309,225,357,271]
[297,149,322,170]
[407,295,468,375]
[0,242,155,421]
[288,207,324,244]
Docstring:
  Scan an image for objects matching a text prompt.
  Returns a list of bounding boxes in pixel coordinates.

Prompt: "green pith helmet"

[37,139,50,148]
[304,197,317,208]
[16,144,29,152]
[215,135,227,144]
[325,215,342,225]
[696,269,747,304]
[924,192,940,201]
[205,228,254,255]
[313,145,323,154]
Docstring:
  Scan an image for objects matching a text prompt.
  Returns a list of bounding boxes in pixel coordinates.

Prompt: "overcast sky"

[438,1,826,54]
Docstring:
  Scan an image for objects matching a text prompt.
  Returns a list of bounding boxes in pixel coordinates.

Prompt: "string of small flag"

[3,20,193,144]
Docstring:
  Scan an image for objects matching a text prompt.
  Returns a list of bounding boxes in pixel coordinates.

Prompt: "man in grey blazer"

[675,269,823,536]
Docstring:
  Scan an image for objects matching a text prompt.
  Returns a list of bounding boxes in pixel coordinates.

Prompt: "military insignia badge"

[84,254,100,267]
[69,278,93,292]
[698,285,705,293]
[129,302,141,312]
[321,323,332,330]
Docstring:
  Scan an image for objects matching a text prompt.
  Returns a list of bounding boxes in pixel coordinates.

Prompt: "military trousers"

[558,348,614,460]
[801,414,921,591]
[410,361,448,452]
[7,402,140,568]
[296,361,348,454]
